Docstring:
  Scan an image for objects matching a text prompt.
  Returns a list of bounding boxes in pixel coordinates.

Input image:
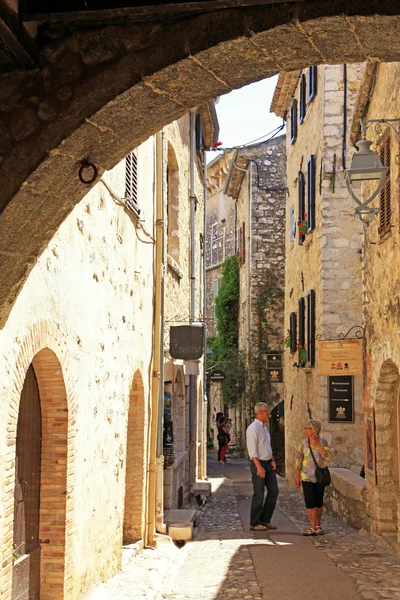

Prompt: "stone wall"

[0,141,155,599]
[324,468,369,531]
[282,64,365,486]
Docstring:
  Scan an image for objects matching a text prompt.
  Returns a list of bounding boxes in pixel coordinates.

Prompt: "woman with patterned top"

[295,420,333,536]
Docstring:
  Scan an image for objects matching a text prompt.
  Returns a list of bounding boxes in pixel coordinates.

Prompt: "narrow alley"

[90,455,400,600]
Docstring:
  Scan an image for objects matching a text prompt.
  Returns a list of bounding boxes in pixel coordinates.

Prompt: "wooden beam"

[20,0,299,23]
[0,0,38,68]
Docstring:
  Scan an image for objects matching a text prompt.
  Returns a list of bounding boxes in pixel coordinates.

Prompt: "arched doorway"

[123,371,146,544]
[270,401,285,477]
[371,359,399,534]
[11,348,70,599]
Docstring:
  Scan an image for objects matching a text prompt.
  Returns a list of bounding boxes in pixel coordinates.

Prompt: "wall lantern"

[345,118,400,226]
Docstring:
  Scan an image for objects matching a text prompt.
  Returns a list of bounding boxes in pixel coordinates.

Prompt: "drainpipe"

[147,130,166,546]
[189,111,196,467]
[202,152,208,479]
[156,131,167,534]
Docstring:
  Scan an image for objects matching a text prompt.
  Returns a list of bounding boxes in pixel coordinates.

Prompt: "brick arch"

[1,321,76,600]
[123,370,146,544]
[2,5,400,326]
[371,359,399,534]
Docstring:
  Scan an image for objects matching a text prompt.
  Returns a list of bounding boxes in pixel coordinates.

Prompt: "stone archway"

[2,329,75,600]
[123,370,146,544]
[3,6,400,326]
[370,359,399,534]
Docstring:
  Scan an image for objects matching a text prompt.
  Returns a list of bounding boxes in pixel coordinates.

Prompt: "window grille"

[379,133,391,236]
[299,74,306,124]
[211,222,225,266]
[125,149,140,215]
[307,290,316,367]
[298,171,305,245]
[308,66,317,102]
[307,155,316,232]
[290,100,297,145]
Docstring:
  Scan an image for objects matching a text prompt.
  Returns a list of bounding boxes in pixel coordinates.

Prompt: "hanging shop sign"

[169,325,204,360]
[209,370,226,382]
[318,339,363,376]
[266,352,283,383]
[328,376,354,423]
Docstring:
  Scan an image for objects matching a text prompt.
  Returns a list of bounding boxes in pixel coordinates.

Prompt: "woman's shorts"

[301,480,325,509]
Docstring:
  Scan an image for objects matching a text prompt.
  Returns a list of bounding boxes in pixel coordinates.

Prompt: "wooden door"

[12,365,41,600]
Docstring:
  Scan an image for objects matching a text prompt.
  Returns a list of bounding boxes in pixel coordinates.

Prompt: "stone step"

[164,509,196,526]
[192,481,212,497]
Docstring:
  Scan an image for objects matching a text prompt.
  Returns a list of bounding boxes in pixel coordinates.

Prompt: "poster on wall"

[318,339,363,376]
[328,376,354,422]
[364,409,377,483]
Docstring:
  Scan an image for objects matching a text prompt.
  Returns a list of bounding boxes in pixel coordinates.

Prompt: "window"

[307,155,316,232]
[213,277,220,318]
[125,149,139,215]
[196,113,203,157]
[167,144,180,262]
[289,206,295,242]
[307,290,316,367]
[289,312,297,354]
[290,100,297,144]
[211,222,225,266]
[308,66,317,103]
[379,132,391,236]
[298,171,305,245]
[299,74,306,124]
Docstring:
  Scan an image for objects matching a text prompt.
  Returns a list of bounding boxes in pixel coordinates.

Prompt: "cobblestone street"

[88,456,400,600]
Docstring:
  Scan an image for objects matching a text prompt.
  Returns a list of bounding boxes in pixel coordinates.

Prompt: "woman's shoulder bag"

[308,442,331,487]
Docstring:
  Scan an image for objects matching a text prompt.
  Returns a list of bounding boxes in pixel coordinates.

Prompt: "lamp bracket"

[360,117,400,141]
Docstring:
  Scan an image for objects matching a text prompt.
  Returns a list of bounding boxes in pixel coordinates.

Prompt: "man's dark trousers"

[250,459,279,526]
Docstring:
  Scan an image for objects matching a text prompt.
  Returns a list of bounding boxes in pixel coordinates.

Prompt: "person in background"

[295,419,332,536]
[217,415,230,464]
[246,402,279,531]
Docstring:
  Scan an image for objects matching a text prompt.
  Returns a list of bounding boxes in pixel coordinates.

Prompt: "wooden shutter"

[379,133,391,236]
[307,290,316,367]
[289,312,297,353]
[298,171,305,245]
[125,149,140,215]
[308,66,317,102]
[299,74,306,124]
[290,100,297,144]
[307,155,316,232]
[298,297,305,348]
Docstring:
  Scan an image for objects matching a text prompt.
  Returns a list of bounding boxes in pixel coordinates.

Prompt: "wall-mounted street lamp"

[345,118,400,226]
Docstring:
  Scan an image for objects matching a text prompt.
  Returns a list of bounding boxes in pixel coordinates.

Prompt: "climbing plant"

[207,255,243,407]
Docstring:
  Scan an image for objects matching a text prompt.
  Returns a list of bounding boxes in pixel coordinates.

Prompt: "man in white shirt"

[246,402,279,531]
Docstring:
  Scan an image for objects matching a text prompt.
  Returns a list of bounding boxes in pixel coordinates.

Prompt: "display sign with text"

[328,376,354,423]
[318,340,363,376]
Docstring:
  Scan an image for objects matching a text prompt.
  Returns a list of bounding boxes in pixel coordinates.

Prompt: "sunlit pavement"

[88,455,400,600]
[161,456,400,600]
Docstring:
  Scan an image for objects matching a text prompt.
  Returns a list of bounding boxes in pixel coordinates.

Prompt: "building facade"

[0,105,216,599]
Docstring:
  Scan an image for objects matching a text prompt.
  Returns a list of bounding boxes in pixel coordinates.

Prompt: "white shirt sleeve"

[246,424,259,459]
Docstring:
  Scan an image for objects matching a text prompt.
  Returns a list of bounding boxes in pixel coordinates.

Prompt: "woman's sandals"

[303,526,324,536]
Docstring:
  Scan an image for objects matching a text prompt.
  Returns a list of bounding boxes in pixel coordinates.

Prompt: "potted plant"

[298,344,307,366]
[298,212,308,235]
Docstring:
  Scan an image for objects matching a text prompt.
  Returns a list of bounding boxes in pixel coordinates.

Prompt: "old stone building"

[0,104,215,599]
[205,139,286,459]
[347,61,400,543]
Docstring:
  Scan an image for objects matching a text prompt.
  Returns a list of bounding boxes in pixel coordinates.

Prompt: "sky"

[207,75,285,162]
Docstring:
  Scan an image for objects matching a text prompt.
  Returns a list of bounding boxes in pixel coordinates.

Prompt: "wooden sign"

[328,376,354,422]
[170,325,204,360]
[318,339,363,376]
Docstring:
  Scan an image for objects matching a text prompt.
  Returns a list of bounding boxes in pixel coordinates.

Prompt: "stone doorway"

[10,348,70,600]
[123,371,146,544]
[371,359,399,536]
